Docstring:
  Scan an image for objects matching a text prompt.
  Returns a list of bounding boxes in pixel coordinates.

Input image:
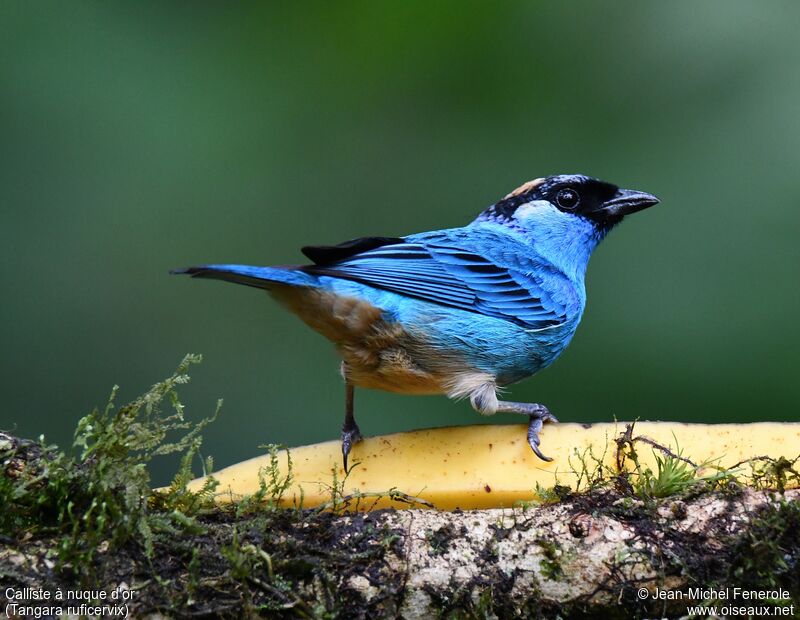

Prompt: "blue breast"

[318,272,584,386]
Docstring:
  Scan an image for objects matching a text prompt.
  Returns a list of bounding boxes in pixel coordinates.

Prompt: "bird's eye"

[556,188,580,210]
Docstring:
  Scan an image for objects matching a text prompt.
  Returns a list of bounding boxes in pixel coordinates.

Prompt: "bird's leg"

[341,381,362,473]
[495,400,558,462]
[468,384,558,462]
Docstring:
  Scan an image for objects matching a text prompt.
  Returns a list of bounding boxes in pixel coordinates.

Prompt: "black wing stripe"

[301,236,405,265]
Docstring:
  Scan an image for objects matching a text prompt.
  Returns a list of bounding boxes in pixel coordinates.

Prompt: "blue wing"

[302,231,569,329]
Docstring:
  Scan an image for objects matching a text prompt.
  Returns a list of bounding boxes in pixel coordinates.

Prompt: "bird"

[173,174,659,471]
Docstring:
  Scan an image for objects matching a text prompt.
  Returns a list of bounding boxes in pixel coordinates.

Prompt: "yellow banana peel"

[183,422,800,511]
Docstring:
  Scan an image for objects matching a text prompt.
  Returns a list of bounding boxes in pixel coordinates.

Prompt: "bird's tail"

[170,264,317,290]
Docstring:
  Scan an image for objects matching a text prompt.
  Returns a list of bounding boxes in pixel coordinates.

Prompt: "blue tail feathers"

[170,264,317,289]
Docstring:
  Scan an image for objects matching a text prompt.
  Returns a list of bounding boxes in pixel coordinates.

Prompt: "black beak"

[600,188,660,217]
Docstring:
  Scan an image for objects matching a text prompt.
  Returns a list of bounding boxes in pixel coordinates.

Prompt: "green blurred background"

[2,2,798,482]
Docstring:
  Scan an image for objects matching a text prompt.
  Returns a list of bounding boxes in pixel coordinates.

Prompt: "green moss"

[0,354,219,577]
[745,455,800,493]
[535,538,564,581]
[727,497,800,596]
[1,356,413,615]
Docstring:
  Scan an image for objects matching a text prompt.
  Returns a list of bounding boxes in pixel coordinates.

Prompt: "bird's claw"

[341,424,363,473]
[526,407,557,462]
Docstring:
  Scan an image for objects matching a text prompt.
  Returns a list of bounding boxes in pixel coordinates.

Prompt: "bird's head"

[478,173,659,237]
[475,174,659,278]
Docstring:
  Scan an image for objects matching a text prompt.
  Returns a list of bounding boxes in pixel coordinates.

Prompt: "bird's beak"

[599,188,660,217]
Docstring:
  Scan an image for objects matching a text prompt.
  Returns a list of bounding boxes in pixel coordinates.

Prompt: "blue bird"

[173,174,658,470]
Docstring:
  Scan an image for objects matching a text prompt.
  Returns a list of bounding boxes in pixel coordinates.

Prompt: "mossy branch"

[1,356,798,618]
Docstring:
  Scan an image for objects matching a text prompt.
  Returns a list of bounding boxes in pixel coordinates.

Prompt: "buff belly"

[269,285,457,395]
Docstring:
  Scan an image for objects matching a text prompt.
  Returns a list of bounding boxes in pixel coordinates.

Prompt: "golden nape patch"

[504,177,545,199]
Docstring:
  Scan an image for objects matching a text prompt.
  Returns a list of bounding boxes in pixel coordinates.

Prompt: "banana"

[183,422,800,510]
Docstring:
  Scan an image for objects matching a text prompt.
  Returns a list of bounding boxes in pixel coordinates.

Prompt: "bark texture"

[2,488,798,618]
[335,489,799,618]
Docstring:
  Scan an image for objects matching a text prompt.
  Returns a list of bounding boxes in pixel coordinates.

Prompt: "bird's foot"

[495,399,559,461]
[341,422,363,473]
[524,405,558,462]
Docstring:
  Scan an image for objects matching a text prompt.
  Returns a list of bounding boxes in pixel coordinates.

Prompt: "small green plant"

[520,482,573,507]
[314,461,433,513]
[742,455,800,493]
[569,442,614,494]
[234,443,295,517]
[634,451,700,499]
[613,424,739,501]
